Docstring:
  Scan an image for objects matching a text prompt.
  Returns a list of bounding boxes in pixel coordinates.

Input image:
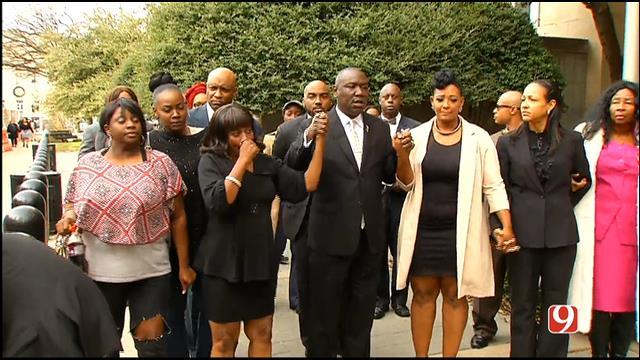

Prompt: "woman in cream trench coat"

[395,114,513,355]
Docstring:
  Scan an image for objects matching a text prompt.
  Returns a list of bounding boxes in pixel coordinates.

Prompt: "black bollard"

[17,179,49,233]
[24,171,49,188]
[17,179,48,203]
[12,190,48,235]
[30,164,47,172]
[32,143,56,171]
[3,205,47,243]
[32,161,49,172]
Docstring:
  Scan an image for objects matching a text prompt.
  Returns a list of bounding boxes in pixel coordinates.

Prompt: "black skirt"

[201,275,276,323]
[409,226,457,277]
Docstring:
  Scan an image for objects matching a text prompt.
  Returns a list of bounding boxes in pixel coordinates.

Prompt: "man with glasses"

[470,90,522,349]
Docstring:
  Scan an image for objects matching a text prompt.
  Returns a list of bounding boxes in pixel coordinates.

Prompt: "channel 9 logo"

[548,305,578,334]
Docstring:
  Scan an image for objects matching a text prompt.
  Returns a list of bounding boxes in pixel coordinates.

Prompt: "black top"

[196,152,308,282]
[418,131,461,229]
[7,123,19,136]
[497,127,591,248]
[149,129,207,265]
[19,122,34,132]
[526,126,552,185]
[3,233,120,357]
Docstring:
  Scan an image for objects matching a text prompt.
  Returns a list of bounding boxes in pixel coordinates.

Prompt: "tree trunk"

[584,2,623,82]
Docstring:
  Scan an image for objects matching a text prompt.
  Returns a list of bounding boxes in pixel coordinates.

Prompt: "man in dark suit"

[470,90,522,349]
[187,67,264,140]
[273,80,333,352]
[286,68,414,357]
[374,83,420,320]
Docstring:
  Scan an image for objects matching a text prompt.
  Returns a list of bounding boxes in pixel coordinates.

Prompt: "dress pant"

[589,310,636,357]
[293,217,310,352]
[188,274,212,357]
[307,230,384,357]
[472,244,507,338]
[508,245,576,357]
[376,188,408,309]
[166,270,189,356]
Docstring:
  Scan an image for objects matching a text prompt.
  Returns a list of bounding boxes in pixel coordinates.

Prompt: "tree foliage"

[6,3,564,121]
[137,2,563,114]
[44,11,145,121]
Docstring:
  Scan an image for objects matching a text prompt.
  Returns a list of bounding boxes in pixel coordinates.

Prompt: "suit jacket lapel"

[397,116,410,132]
[516,130,544,193]
[329,109,359,173]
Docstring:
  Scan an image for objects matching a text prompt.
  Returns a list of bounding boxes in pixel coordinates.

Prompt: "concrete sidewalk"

[121,260,639,357]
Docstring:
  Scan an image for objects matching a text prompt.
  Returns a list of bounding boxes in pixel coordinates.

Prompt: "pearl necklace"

[433,119,461,135]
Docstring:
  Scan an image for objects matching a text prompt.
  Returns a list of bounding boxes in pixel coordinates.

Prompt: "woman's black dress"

[410,131,462,278]
[196,153,308,323]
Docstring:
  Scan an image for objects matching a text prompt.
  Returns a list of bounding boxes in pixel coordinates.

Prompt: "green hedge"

[45,3,563,120]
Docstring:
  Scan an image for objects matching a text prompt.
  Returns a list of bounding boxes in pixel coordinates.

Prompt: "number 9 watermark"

[548,305,578,334]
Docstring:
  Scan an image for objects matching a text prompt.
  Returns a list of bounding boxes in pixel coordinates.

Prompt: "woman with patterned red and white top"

[56,98,196,357]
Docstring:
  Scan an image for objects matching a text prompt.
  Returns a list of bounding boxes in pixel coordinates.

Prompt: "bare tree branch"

[2,8,71,77]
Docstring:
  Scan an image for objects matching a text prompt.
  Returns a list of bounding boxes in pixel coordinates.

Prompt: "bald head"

[303,80,333,116]
[499,91,522,107]
[207,67,237,85]
[334,68,370,118]
[493,90,523,128]
[335,67,366,88]
[206,67,238,110]
[379,83,403,119]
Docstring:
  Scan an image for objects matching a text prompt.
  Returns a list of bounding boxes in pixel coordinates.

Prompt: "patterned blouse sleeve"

[64,153,93,205]
[64,167,80,205]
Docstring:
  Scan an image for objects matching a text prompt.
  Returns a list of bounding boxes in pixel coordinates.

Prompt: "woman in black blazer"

[496,79,590,357]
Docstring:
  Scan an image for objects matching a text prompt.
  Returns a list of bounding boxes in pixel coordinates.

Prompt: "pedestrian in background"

[7,118,19,147]
[469,90,523,349]
[374,82,420,320]
[19,117,34,148]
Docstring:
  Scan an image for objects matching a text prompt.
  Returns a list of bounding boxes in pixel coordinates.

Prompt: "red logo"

[548,305,578,334]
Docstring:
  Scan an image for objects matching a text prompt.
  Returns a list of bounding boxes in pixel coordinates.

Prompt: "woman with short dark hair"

[149,83,208,356]
[396,69,514,356]
[196,103,325,357]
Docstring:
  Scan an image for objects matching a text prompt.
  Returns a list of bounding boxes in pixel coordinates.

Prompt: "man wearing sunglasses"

[470,90,522,349]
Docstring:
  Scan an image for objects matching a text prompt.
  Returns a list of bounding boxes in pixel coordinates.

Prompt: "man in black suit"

[470,90,522,349]
[187,67,264,140]
[374,83,420,320]
[286,68,414,357]
[273,79,333,353]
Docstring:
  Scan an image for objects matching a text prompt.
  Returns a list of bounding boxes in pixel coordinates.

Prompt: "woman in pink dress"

[570,80,639,357]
